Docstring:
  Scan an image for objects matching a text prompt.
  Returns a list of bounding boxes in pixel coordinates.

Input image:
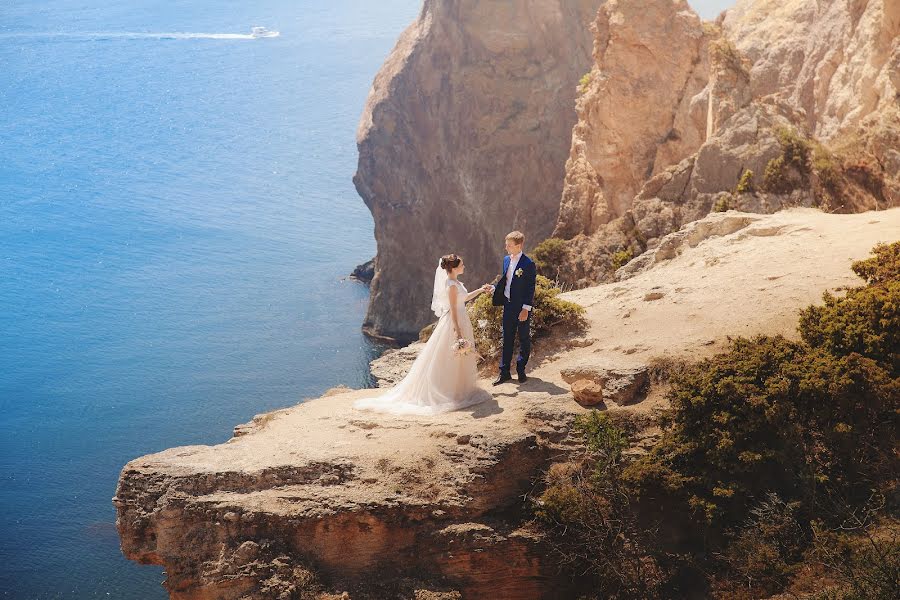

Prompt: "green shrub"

[418,321,436,342]
[763,156,791,193]
[625,242,900,534]
[809,514,900,600]
[735,169,755,194]
[812,144,840,192]
[799,242,900,376]
[850,240,900,286]
[532,237,569,278]
[713,195,731,212]
[532,241,900,597]
[763,127,812,193]
[718,493,807,597]
[534,412,665,599]
[625,335,897,530]
[799,281,900,376]
[578,71,593,93]
[611,248,634,271]
[575,411,629,478]
[468,274,586,359]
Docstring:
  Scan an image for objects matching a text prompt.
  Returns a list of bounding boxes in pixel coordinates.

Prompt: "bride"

[353,253,493,415]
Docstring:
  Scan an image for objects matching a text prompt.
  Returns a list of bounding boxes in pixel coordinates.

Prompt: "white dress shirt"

[493,252,532,311]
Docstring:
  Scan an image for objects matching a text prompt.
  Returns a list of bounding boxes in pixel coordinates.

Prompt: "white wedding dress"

[353,271,488,416]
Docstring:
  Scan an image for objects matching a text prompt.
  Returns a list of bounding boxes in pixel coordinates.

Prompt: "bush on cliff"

[534,412,666,599]
[467,274,586,359]
[532,237,569,279]
[533,241,900,599]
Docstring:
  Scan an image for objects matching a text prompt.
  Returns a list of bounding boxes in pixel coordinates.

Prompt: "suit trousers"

[500,302,531,375]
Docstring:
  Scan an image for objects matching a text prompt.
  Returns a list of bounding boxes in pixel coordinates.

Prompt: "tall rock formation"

[355,0,603,341]
[554,0,712,239]
[550,0,899,287]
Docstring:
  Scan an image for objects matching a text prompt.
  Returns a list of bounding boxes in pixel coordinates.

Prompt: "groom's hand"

[518,308,529,322]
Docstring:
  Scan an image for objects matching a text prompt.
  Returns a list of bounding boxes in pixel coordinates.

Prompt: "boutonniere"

[515,267,524,278]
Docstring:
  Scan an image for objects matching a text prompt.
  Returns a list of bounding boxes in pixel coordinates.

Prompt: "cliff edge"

[115,207,900,599]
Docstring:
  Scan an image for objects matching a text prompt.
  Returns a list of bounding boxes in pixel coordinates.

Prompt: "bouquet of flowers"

[452,337,474,356]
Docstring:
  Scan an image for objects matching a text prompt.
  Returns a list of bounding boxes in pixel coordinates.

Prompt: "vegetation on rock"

[611,248,634,271]
[735,169,755,195]
[532,237,569,279]
[532,241,900,599]
[468,274,586,360]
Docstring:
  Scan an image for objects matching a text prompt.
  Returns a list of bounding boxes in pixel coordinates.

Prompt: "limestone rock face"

[723,0,900,140]
[554,0,712,239]
[550,0,899,288]
[355,0,602,341]
[114,387,583,599]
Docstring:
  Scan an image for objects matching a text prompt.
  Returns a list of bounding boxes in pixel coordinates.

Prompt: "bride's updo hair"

[440,253,462,272]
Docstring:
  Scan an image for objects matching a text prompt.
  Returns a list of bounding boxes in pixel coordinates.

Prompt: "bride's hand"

[481,284,493,293]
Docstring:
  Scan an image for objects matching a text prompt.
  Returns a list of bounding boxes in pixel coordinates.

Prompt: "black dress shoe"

[492,373,512,386]
[517,372,528,383]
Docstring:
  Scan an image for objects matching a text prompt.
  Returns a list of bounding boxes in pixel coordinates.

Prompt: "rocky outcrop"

[723,0,900,141]
[355,0,603,341]
[550,0,900,288]
[115,208,900,598]
[114,386,583,599]
[554,0,712,239]
[560,363,650,407]
[349,258,375,284]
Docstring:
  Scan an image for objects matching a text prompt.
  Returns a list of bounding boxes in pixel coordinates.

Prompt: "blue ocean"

[0,1,419,597]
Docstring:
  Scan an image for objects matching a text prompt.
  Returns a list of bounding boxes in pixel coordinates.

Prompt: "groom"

[491,230,537,385]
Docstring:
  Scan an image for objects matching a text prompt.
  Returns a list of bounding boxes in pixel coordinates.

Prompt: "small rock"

[350,258,375,283]
[234,540,259,562]
[223,511,239,523]
[456,435,471,445]
[571,379,604,406]
[643,291,665,301]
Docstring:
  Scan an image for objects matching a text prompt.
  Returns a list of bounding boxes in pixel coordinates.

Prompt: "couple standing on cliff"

[354,231,537,415]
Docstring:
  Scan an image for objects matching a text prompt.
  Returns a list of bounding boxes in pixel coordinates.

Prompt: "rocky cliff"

[115,208,900,599]
[354,0,603,341]
[551,0,900,286]
[554,0,712,239]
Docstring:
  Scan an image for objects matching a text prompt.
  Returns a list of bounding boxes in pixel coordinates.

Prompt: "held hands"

[480,284,493,293]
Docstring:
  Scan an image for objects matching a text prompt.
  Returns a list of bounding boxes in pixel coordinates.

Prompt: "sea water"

[0,1,419,597]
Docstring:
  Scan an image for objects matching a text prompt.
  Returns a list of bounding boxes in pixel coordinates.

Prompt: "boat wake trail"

[0,28,280,41]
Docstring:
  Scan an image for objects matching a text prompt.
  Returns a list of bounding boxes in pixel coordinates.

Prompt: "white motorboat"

[250,26,279,38]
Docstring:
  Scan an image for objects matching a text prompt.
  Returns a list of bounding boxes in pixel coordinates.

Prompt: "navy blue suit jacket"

[492,254,537,310]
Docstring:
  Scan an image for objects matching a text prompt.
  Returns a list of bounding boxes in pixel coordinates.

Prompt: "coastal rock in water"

[350,258,375,284]
[355,0,602,341]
